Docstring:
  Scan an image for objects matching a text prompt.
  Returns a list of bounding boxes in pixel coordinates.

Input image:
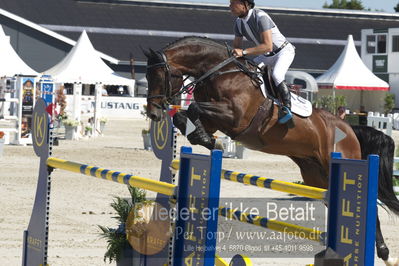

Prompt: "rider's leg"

[277,81,291,110]
[271,45,295,110]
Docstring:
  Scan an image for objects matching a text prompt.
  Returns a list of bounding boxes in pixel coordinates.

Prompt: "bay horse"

[144,36,399,265]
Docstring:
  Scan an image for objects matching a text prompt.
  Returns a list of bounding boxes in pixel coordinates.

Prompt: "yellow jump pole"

[171,160,326,200]
[47,157,176,197]
[219,207,324,244]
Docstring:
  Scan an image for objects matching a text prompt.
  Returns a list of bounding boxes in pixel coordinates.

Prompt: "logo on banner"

[153,117,169,151]
[34,112,47,147]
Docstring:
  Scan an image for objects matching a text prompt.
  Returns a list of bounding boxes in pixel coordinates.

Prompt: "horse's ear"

[149,48,158,57]
[141,46,152,59]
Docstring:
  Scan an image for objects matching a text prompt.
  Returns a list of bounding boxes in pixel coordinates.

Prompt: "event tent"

[45,30,134,92]
[0,25,38,76]
[316,35,389,112]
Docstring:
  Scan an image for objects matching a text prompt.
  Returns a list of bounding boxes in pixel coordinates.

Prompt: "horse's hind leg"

[376,215,390,262]
[376,214,399,266]
[289,156,329,189]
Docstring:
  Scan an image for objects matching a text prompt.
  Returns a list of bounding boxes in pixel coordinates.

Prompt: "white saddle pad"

[260,80,312,117]
[290,93,312,117]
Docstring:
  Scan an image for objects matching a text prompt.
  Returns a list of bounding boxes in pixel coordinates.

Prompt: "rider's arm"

[245,30,273,55]
[233,30,273,57]
[233,36,243,49]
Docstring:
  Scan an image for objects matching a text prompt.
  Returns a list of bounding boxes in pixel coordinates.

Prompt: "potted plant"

[141,128,151,150]
[100,117,108,133]
[99,186,148,265]
[85,125,93,136]
[63,119,79,140]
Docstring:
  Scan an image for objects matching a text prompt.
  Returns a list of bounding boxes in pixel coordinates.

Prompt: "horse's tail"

[351,125,399,216]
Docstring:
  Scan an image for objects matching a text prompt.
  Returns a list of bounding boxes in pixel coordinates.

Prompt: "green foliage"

[98,225,127,263]
[384,93,395,114]
[63,119,79,127]
[395,3,399,12]
[129,185,147,205]
[313,95,347,115]
[323,0,364,10]
[99,186,147,263]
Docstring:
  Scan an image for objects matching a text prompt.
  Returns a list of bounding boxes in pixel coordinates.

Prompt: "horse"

[144,36,399,265]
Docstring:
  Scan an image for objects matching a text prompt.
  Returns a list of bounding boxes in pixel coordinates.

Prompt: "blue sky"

[175,0,399,13]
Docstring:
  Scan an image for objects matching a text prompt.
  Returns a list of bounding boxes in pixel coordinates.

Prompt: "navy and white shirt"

[234,8,287,50]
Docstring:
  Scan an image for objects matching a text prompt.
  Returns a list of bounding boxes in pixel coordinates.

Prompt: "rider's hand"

[232,48,244,57]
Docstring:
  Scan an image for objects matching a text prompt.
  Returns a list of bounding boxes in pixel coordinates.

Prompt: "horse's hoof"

[187,132,209,146]
[378,243,390,261]
[384,257,399,266]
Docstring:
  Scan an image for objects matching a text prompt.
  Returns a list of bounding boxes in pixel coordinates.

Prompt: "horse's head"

[144,48,183,121]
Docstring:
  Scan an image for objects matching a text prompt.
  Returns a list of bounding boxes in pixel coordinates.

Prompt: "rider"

[229,0,295,122]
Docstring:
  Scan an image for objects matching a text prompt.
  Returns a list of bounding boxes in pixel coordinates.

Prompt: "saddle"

[259,66,312,118]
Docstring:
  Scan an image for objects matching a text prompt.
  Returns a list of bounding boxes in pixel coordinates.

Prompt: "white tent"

[45,30,134,90]
[316,35,389,112]
[0,25,38,76]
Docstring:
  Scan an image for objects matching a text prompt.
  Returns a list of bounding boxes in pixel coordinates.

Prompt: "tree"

[323,0,365,10]
[313,95,347,115]
[395,3,399,12]
[384,93,395,114]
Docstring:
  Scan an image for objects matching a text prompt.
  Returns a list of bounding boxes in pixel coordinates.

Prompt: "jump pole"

[46,157,176,197]
[171,160,326,200]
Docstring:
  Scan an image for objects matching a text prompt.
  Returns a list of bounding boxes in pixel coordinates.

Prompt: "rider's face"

[229,0,247,17]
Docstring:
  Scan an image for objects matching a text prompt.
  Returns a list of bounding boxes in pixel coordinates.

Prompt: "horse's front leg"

[172,105,216,150]
[172,102,236,150]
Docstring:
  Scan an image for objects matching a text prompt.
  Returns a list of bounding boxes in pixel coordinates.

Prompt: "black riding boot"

[277,81,291,110]
[277,81,294,127]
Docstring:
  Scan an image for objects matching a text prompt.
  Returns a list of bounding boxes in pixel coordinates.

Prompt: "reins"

[146,50,263,108]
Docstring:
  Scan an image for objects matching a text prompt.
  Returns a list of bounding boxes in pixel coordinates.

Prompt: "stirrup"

[278,106,293,124]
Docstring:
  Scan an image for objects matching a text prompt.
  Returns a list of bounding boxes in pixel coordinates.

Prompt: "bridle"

[146,51,179,110]
[146,50,263,110]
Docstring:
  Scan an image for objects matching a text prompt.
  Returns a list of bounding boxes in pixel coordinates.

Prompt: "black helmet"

[244,0,255,8]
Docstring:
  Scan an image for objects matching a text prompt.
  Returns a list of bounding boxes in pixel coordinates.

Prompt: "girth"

[232,99,273,150]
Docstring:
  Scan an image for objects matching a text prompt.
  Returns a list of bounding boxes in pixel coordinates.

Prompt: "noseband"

[146,51,177,110]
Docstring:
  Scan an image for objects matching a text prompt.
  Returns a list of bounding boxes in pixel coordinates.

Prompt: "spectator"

[337,106,346,120]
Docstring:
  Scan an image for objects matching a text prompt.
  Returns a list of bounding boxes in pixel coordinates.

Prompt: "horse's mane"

[163,36,228,54]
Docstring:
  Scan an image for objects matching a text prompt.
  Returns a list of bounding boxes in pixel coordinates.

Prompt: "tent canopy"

[0,25,38,77]
[316,35,389,91]
[45,30,133,87]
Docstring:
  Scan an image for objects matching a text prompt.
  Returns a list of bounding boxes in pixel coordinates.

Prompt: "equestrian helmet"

[243,0,255,8]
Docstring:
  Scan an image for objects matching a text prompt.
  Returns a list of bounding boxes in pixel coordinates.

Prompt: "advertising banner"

[65,96,147,119]
[21,77,35,139]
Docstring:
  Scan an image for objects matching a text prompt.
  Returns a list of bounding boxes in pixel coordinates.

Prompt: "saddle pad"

[259,80,312,117]
[290,93,312,117]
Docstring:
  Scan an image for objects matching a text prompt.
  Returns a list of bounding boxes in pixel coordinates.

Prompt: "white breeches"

[253,43,295,86]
